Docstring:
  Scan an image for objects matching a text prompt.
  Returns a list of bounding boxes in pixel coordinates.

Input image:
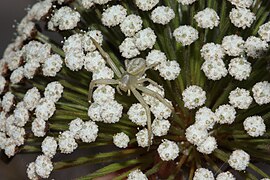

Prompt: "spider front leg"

[138,78,163,91]
[131,87,152,149]
[88,79,119,103]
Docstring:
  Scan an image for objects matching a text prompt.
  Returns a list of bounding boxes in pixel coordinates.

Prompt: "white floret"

[93,85,115,103]
[63,34,84,53]
[0,112,6,133]
[0,75,6,94]
[84,51,106,72]
[10,67,24,84]
[22,41,51,64]
[58,131,78,154]
[92,66,114,80]
[151,6,175,25]
[182,85,206,109]
[2,92,15,112]
[101,5,127,27]
[113,132,130,148]
[81,0,94,9]
[136,128,153,147]
[222,35,245,56]
[65,50,85,71]
[128,103,147,126]
[35,155,53,178]
[32,118,46,137]
[194,8,220,29]
[177,0,197,5]
[228,149,250,171]
[158,60,181,80]
[100,100,123,123]
[216,172,235,180]
[135,0,159,11]
[258,22,270,42]
[16,17,35,39]
[35,98,56,121]
[197,136,217,154]
[42,136,58,158]
[229,8,255,29]
[243,116,266,137]
[195,107,216,130]
[93,0,112,4]
[14,106,29,127]
[152,119,171,136]
[23,61,40,79]
[228,57,252,81]
[215,104,236,124]
[252,81,270,105]
[44,81,64,103]
[158,139,179,161]
[201,59,228,81]
[79,121,99,143]
[142,84,165,105]
[119,38,140,59]
[120,15,143,37]
[227,0,254,8]
[42,54,63,77]
[150,100,172,119]
[127,169,148,180]
[6,50,23,71]
[83,30,103,52]
[193,168,214,180]
[48,6,80,31]
[229,88,253,109]
[27,0,52,20]
[134,28,157,51]
[173,25,199,46]
[146,50,167,69]
[5,115,15,133]
[6,125,25,146]
[185,124,208,145]
[245,36,268,58]
[201,43,225,61]
[0,132,7,149]
[23,87,41,111]
[27,162,38,180]
[4,138,16,157]
[88,102,103,122]
[69,118,84,139]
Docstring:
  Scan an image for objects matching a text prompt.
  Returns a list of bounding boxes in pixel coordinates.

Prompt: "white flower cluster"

[157,139,179,161]
[245,36,268,58]
[128,103,148,126]
[127,169,148,180]
[258,22,270,42]
[173,25,199,46]
[135,0,159,11]
[228,149,250,171]
[228,57,252,81]
[222,35,245,56]
[113,132,130,148]
[193,168,214,180]
[194,8,220,29]
[252,81,270,105]
[228,88,253,109]
[229,8,255,29]
[216,171,235,180]
[227,0,253,8]
[243,116,266,137]
[27,155,53,179]
[182,85,206,109]
[136,128,153,148]
[151,6,175,25]
[26,0,53,21]
[215,104,236,124]
[177,0,197,5]
[101,5,127,27]
[120,15,143,37]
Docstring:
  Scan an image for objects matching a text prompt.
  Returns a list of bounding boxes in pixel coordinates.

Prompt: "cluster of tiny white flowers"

[41,136,58,158]
[134,28,157,51]
[42,54,63,77]
[79,121,99,143]
[102,5,127,27]
[258,22,270,42]
[194,8,220,29]
[151,119,171,136]
[185,124,208,146]
[228,88,253,109]
[228,149,250,171]
[69,118,84,139]
[127,169,148,180]
[201,59,228,81]
[216,171,235,180]
[120,15,143,37]
[113,132,130,148]
[119,38,140,59]
[151,6,175,25]
[92,85,115,103]
[157,139,179,161]
[173,25,199,46]
[135,0,159,11]
[136,128,153,148]
[215,104,236,124]
[222,35,245,56]
[128,103,147,126]
[197,136,218,155]
[145,49,167,68]
[228,57,252,81]
[252,81,270,105]
[58,131,78,154]
[195,107,216,130]
[177,0,197,5]
[26,0,52,21]
[182,85,206,109]
[243,116,266,137]
[227,0,253,8]
[48,6,80,31]
[245,36,269,58]
[229,8,255,29]
[81,0,94,9]
[201,43,225,61]
[158,60,181,80]
[193,168,214,180]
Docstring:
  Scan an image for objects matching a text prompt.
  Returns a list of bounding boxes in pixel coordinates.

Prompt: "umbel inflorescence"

[1,0,270,179]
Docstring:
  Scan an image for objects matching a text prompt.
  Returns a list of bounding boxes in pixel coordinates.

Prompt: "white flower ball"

[193,168,214,180]
[101,5,127,27]
[158,60,181,80]
[83,30,103,52]
[100,100,123,123]
[258,22,270,42]
[120,14,143,37]
[128,103,147,126]
[222,35,245,56]
[113,132,130,148]
[69,118,84,139]
[136,128,153,148]
[23,87,41,111]
[84,51,106,72]
[227,0,254,8]
[142,84,165,105]
[182,85,206,109]
[92,66,114,80]
[157,139,179,161]
[58,131,78,154]
[42,54,63,77]
[10,67,24,84]
[245,36,268,58]
[150,99,172,120]
[185,124,208,145]
[42,136,57,158]
[151,6,175,25]
[194,8,220,29]
[201,59,228,81]
[177,0,197,5]
[134,28,157,51]
[135,0,159,11]
[228,57,252,81]
[229,88,253,109]
[44,81,64,103]
[2,92,15,112]
[228,149,250,171]
[65,50,85,71]
[195,107,216,130]
[35,155,53,178]
[93,85,115,103]
[201,43,225,61]
[252,81,270,105]
[151,119,171,136]
[243,116,266,137]
[197,136,218,154]
[229,8,255,29]
[215,104,236,124]
[145,49,167,68]
[27,162,38,180]
[79,121,99,143]
[32,118,46,137]
[93,0,112,5]
[216,171,235,180]
[127,169,148,180]
[119,38,140,59]
[173,25,199,46]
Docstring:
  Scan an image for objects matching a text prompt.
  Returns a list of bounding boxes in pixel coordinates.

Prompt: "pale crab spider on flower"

[88,38,174,146]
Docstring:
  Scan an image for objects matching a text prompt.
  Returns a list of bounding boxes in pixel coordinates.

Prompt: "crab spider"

[89,37,174,147]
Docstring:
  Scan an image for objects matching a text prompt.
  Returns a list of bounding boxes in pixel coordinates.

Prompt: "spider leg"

[89,79,119,103]
[137,86,174,111]
[116,86,123,95]
[131,87,152,149]
[138,78,163,91]
[90,37,123,78]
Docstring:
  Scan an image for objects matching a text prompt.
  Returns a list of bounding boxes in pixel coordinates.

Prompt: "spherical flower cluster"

[158,60,181,80]
[142,84,165,105]
[228,57,252,81]
[2,92,15,112]
[243,116,266,137]
[69,118,84,139]
[93,0,112,5]
[157,139,179,161]
[151,119,171,136]
[228,149,250,171]
[135,0,159,11]
[150,99,173,120]
[216,171,235,180]
[128,103,147,126]
[194,8,220,29]
[229,8,255,29]
[151,6,175,25]
[79,121,99,143]
[258,22,270,42]
[35,98,56,121]
[41,136,57,158]
[252,81,270,105]
[229,88,253,109]
[81,0,94,9]
[58,131,78,154]
[193,168,214,180]
[245,36,268,58]
[113,132,130,148]
[119,38,140,59]
[222,35,245,56]
[42,54,63,77]
[32,118,46,137]
[197,136,217,154]
[182,85,206,109]
[215,104,236,124]
[177,0,197,5]
[120,15,143,37]
[92,85,115,103]
[227,0,253,8]
[185,124,208,146]
[35,155,53,178]
[201,43,225,61]
[195,107,216,130]
[101,5,127,27]
[26,162,38,180]
[145,49,167,68]
[136,128,153,148]
[173,25,199,46]
[201,59,228,81]
[44,81,64,103]
[134,28,157,51]
[127,169,148,180]
[84,51,106,72]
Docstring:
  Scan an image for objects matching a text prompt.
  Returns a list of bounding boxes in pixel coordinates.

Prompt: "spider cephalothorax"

[88,38,174,146]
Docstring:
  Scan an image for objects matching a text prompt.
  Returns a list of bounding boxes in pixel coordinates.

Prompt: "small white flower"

[228,149,250,171]
[4,138,16,157]
[227,0,254,8]
[182,85,206,109]
[88,102,103,122]
[243,116,266,137]
[63,34,84,53]
[158,139,179,161]
[93,85,115,103]
[81,0,94,9]
[44,81,64,103]
[229,8,255,29]
[101,5,127,27]
[195,107,216,130]
[23,61,40,79]
[193,168,214,180]
[2,92,15,112]
[83,30,103,52]
[6,50,23,71]
[65,50,85,71]
[158,60,181,80]
[201,59,228,81]
[142,84,165,105]
[201,43,225,61]
[84,51,106,72]
[14,106,29,127]
[79,121,99,143]
[48,6,80,31]
[229,88,253,109]
[0,132,7,149]
[0,75,6,94]
[245,36,268,58]
[134,28,157,51]
[42,54,63,77]
[151,6,175,25]
[0,112,6,133]
[35,155,53,178]
[120,14,143,37]
[22,41,51,64]
[119,38,140,59]
[93,0,112,5]
[27,162,38,180]
[27,0,52,21]
[194,8,220,29]
[215,104,236,124]
[35,98,56,121]
[173,25,199,46]
[135,0,159,11]
[136,128,153,148]
[101,100,123,123]
[17,17,35,39]
[42,136,58,158]
[10,67,24,84]
[113,132,130,148]
[69,118,84,139]
[252,81,270,105]
[145,50,167,69]
[177,0,197,5]
[216,171,235,180]
[127,169,148,180]
[185,124,208,145]
[222,35,245,56]
[197,136,218,154]
[258,22,270,42]
[152,119,171,136]
[32,118,46,137]
[58,131,78,154]
[128,103,147,126]
[92,66,114,80]
[23,87,41,111]
[228,57,252,81]
[150,100,172,119]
